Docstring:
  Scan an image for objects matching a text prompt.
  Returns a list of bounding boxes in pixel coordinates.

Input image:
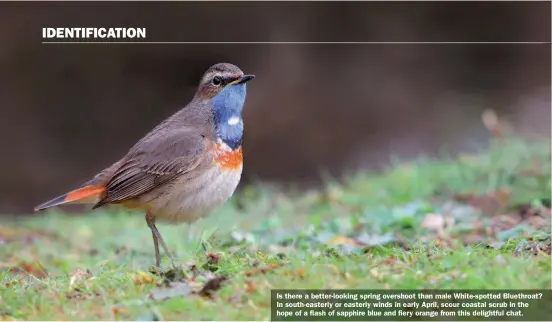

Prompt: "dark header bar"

[1,1,550,43]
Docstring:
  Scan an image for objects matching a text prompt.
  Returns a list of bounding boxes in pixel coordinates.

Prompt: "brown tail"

[34,185,106,212]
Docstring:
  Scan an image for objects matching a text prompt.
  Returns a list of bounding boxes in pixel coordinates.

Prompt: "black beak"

[238,74,255,84]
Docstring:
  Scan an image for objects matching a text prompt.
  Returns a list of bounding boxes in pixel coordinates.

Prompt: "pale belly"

[138,165,242,224]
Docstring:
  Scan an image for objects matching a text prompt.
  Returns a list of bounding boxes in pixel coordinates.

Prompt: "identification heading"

[43,28,146,39]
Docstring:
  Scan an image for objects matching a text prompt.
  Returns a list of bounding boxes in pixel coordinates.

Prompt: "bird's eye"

[212,76,222,86]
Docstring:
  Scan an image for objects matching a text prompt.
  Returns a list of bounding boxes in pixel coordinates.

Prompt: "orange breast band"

[214,145,243,171]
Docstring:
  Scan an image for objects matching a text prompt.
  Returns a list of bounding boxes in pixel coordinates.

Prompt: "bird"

[34,63,255,268]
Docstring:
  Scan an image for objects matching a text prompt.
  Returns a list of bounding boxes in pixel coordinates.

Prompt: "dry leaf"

[370,268,381,278]
[421,214,445,232]
[453,189,511,215]
[244,263,285,277]
[131,271,156,285]
[69,268,91,288]
[421,213,454,238]
[245,280,256,294]
[198,276,228,298]
[326,235,363,247]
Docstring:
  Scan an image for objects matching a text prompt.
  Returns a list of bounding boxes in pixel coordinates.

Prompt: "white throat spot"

[227,116,242,126]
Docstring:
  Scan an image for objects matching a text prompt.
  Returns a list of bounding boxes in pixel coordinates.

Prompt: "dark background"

[0,1,550,214]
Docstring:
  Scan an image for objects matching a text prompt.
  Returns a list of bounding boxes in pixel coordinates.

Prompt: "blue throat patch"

[211,83,247,150]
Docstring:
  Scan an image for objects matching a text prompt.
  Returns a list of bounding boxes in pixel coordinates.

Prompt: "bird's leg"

[145,213,161,267]
[145,212,174,267]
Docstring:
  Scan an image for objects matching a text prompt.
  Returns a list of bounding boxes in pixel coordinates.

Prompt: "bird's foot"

[150,263,189,282]
[169,258,180,270]
[149,255,184,275]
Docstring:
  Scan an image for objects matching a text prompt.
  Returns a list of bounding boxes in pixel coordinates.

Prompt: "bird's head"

[196,63,255,99]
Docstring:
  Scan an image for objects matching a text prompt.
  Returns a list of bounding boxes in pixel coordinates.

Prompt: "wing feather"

[93,129,213,208]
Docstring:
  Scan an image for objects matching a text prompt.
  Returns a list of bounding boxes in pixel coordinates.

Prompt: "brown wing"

[93,129,213,208]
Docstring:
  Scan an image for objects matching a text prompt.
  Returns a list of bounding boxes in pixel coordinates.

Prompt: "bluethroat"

[35,63,255,267]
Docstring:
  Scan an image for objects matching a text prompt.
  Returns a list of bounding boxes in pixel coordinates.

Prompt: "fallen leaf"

[69,268,91,288]
[111,306,127,316]
[527,215,547,229]
[244,263,285,277]
[369,268,380,278]
[421,214,454,238]
[206,253,220,264]
[453,189,511,215]
[326,235,363,247]
[245,280,256,294]
[421,214,445,232]
[296,268,305,279]
[9,261,48,279]
[188,264,199,281]
[385,256,396,265]
[131,271,156,285]
[198,276,228,298]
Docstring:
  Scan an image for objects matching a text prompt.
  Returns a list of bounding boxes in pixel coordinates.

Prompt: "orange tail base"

[34,185,106,211]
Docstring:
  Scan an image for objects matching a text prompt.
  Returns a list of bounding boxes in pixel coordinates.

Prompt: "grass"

[0,137,550,320]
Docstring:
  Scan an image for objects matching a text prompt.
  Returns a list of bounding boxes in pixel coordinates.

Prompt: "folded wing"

[93,129,213,209]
